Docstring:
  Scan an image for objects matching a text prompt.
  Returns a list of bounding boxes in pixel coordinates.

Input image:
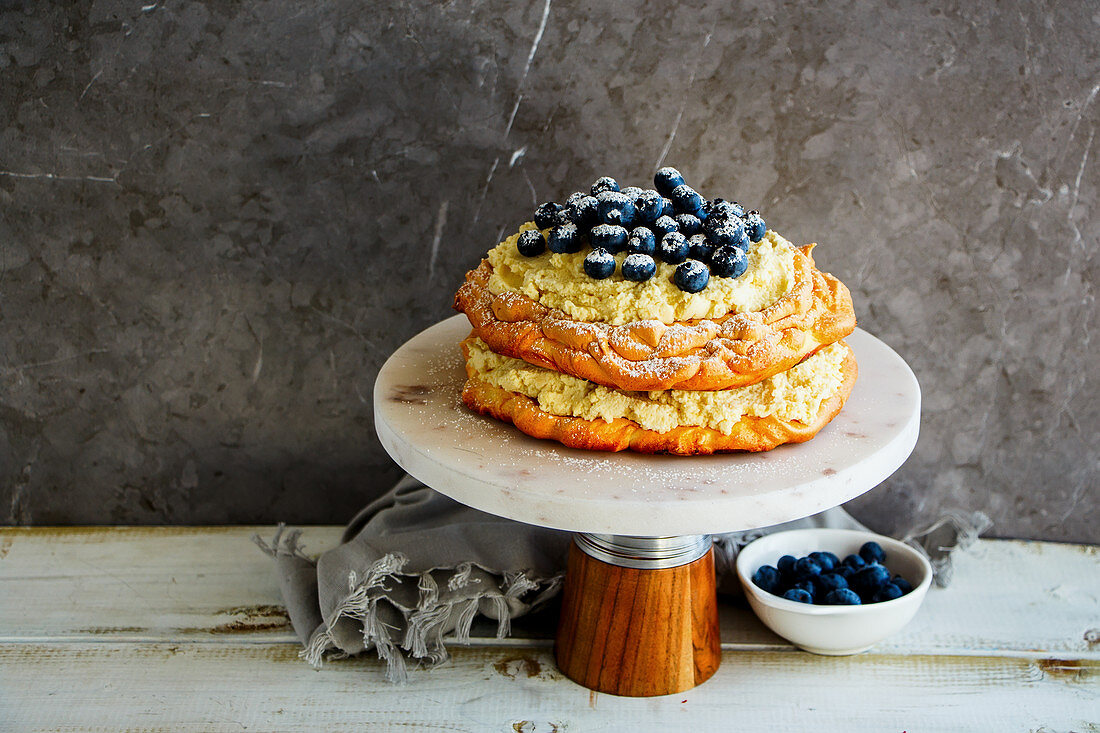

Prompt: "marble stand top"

[374,316,920,536]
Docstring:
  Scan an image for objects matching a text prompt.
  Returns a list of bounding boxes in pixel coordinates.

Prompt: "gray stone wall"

[1,0,1096,541]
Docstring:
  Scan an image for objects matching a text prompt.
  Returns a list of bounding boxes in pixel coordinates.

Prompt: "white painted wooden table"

[1,527,1097,732]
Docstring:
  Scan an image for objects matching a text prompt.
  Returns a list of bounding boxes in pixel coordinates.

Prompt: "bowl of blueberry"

[734,528,933,655]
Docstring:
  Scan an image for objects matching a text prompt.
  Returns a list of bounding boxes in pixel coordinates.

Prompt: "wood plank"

[875,539,1100,657]
[0,526,341,643]
[2,527,1098,658]
[1,642,1096,732]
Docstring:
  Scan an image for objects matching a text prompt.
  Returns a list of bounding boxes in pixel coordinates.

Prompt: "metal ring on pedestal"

[574,533,712,570]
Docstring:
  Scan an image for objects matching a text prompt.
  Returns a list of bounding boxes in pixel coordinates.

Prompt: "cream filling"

[486,224,797,326]
[466,338,849,435]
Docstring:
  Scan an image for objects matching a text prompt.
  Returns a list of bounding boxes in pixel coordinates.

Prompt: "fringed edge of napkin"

[901,509,993,587]
[257,525,563,684]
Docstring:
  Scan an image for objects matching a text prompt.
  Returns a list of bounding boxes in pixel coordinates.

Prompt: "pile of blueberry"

[516,167,767,293]
[751,541,914,606]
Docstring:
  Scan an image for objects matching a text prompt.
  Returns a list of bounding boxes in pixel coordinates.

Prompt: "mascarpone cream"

[485,224,797,326]
[465,337,848,435]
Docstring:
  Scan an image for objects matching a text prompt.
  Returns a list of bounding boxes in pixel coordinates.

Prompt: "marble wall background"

[1,0,1096,541]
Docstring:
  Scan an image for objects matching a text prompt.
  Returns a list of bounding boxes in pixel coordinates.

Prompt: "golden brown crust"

[453,243,856,392]
[460,343,858,455]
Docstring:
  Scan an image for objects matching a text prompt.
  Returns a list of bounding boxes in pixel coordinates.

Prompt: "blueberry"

[673,213,702,236]
[793,581,813,599]
[516,229,546,257]
[653,215,679,239]
[627,227,656,256]
[687,234,715,263]
[892,575,913,594]
[547,222,583,254]
[809,551,838,572]
[872,583,904,603]
[842,553,867,570]
[703,198,725,217]
[673,260,710,293]
[590,224,629,253]
[670,184,705,214]
[590,176,620,196]
[634,189,664,225]
[621,253,656,282]
[824,588,862,605]
[744,211,766,242]
[661,197,675,217]
[743,211,770,242]
[708,246,743,278]
[620,186,644,199]
[791,579,815,595]
[816,572,849,593]
[565,191,588,209]
[835,565,855,580]
[704,218,746,248]
[782,588,813,604]
[859,541,887,564]
[734,228,752,252]
[704,199,732,221]
[565,195,600,228]
[534,202,563,230]
[657,231,690,264]
[707,199,745,220]
[794,556,822,577]
[853,563,891,594]
[806,576,831,603]
[653,167,686,197]
[583,248,616,280]
[752,565,782,595]
[776,554,797,576]
[596,191,636,227]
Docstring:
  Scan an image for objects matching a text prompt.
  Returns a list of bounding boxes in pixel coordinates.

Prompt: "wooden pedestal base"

[554,541,721,697]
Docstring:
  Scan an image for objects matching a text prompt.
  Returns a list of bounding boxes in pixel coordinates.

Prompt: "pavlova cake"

[453,167,857,455]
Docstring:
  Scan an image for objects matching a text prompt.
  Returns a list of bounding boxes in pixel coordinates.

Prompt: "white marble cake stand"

[374,314,920,697]
[375,315,920,536]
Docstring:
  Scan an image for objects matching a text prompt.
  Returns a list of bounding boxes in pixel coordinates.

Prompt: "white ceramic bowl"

[735,528,933,655]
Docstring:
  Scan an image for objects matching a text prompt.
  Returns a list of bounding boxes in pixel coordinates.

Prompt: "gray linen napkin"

[255,476,571,683]
[256,474,989,682]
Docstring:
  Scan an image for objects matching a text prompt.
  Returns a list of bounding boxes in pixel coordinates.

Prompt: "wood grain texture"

[0,526,342,643]
[554,543,720,696]
[3,643,1097,732]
